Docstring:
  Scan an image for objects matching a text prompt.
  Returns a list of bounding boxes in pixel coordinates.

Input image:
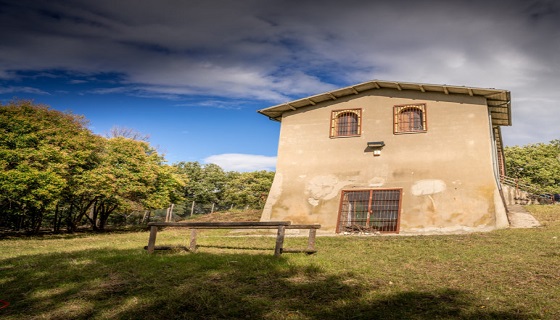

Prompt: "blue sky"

[1,0,559,171]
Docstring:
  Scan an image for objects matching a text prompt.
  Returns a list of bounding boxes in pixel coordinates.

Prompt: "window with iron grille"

[337,189,401,233]
[330,109,361,138]
[394,104,427,133]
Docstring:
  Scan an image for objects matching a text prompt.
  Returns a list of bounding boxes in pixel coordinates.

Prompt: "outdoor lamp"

[367,141,385,156]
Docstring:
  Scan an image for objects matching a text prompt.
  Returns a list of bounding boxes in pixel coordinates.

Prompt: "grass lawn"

[1,206,559,319]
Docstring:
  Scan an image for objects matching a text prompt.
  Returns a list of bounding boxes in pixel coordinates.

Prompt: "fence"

[500,175,554,205]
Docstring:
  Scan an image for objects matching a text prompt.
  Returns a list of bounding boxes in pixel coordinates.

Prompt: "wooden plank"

[307,228,317,252]
[285,224,321,229]
[148,221,291,228]
[189,228,197,252]
[176,225,286,230]
[147,225,158,253]
[274,225,286,256]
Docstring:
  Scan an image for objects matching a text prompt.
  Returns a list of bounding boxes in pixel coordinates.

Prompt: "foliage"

[174,162,275,213]
[504,140,560,194]
[0,101,273,232]
[0,101,186,232]
[223,170,275,209]
[174,162,226,205]
[0,100,102,232]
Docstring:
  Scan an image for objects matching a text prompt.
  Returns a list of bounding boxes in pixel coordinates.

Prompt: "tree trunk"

[53,204,60,233]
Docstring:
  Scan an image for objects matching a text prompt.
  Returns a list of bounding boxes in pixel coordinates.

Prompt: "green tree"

[504,140,560,194]
[0,100,101,232]
[86,137,180,230]
[223,171,275,209]
[174,162,227,209]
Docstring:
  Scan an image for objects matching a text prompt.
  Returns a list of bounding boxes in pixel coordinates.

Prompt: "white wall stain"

[308,198,319,206]
[411,179,446,196]
[368,177,386,187]
[306,175,340,201]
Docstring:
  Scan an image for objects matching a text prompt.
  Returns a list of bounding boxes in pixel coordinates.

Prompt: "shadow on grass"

[0,226,149,241]
[1,248,534,320]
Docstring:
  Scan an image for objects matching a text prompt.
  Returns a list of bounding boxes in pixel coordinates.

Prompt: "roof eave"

[258,80,512,126]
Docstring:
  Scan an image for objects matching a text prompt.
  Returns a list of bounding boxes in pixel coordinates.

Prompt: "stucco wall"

[261,89,507,233]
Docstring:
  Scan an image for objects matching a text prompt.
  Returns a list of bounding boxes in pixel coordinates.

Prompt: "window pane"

[331,109,361,137]
[337,112,358,136]
[395,104,426,133]
[338,189,401,233]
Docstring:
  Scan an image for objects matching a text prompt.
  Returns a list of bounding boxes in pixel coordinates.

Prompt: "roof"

[258,80,512,127]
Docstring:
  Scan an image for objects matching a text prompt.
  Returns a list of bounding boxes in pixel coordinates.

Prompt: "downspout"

[488,114,501,189]
[489,113,510,228]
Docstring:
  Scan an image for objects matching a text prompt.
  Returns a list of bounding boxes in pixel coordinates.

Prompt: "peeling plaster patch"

[298,175,307,179]
[411,179,446,196]
[306,175,340,201]
[369,177,386,187]
[308,198,319,206]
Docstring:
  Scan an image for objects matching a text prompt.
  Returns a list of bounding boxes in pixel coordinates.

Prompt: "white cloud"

[1,0,559,146]
[0,86,49,95]
[204,153,277,172]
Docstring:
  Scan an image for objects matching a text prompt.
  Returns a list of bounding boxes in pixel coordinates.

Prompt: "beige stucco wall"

[261,89,508,234]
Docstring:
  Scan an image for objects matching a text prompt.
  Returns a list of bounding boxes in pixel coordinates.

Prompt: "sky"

[1,0,559,171]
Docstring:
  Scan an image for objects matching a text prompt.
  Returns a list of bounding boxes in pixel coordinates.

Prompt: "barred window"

[330,109,361,138]
[394,104,427,133]
[337,189,401,233]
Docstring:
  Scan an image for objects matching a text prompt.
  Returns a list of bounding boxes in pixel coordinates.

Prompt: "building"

[258,80,511,234]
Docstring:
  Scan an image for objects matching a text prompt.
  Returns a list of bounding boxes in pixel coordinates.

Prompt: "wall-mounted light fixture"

[367,141,385,156]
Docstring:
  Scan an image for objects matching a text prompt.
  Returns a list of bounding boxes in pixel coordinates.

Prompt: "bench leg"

[307,228,317,252]
[274,225,286,256]
[189,228,197,252]
[147,226,158,253]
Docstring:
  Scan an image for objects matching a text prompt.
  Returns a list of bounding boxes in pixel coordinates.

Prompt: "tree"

[85,137,179,230]
[223,171,275,209]
[0,100,101,232]
[504,140,560,194]
[174,162,227,209]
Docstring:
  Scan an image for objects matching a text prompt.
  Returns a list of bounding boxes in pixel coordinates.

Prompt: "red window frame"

[330,109,362,138]
[394,104,427,134]
[336,189,402,234]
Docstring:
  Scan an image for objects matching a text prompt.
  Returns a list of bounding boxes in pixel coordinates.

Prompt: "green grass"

[1,206,560,319]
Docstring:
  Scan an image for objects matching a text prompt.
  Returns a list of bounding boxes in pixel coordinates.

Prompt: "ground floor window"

[337,189,401,233]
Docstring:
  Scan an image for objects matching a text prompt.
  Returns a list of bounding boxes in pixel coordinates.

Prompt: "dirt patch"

[507,205,541,228]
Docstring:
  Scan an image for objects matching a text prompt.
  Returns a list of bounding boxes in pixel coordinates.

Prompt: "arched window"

[394,104,427,133]
[330,109,361,137]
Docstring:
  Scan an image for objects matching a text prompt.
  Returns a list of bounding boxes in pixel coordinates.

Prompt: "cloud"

[0,0,559,146]
[204,154,277,172]
[0,86,50,95]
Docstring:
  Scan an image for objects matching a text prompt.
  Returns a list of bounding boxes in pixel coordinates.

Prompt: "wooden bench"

[145,221,321,256]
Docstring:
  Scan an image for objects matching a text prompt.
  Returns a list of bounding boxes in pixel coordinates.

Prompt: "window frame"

[336,188,402,234]
[393,103,427,134]
[329,108,362,138]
